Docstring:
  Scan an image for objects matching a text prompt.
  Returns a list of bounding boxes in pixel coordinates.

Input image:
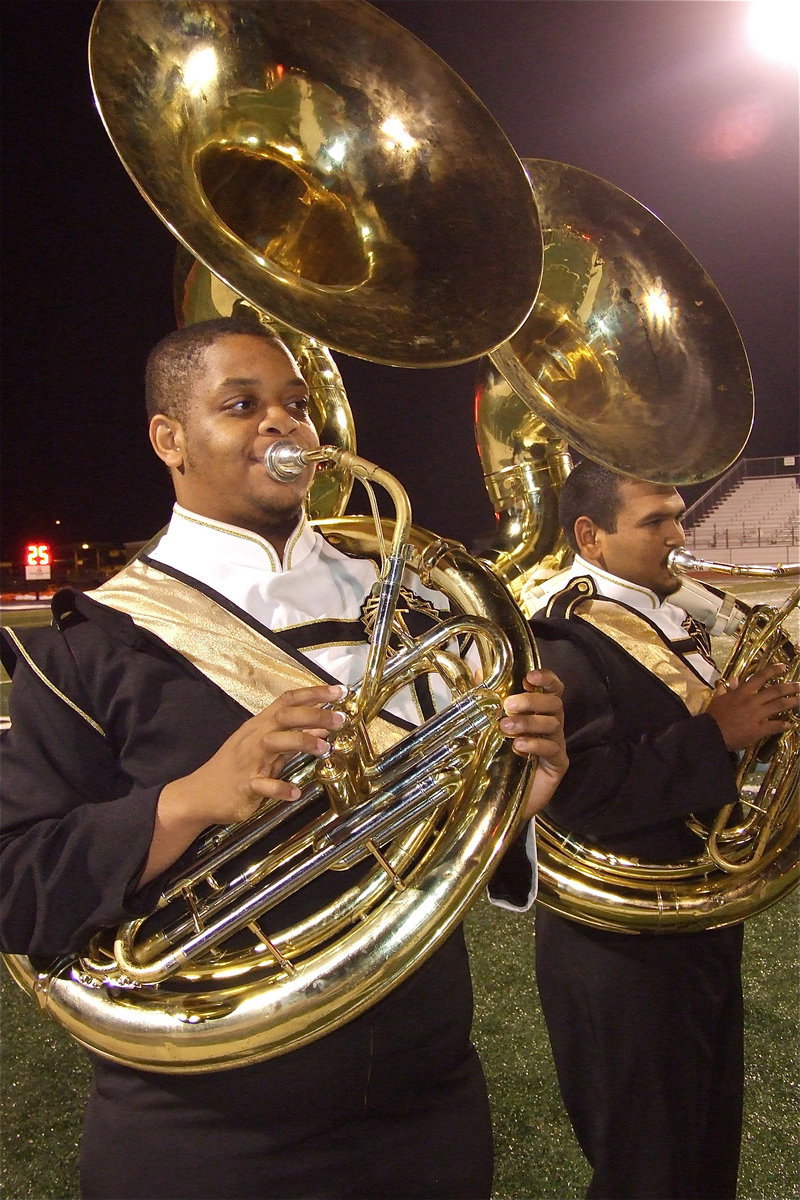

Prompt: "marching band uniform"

[526,557,744,1200]
[0,508,536,1200]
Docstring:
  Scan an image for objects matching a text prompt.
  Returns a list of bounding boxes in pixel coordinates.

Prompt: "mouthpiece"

[264,441,310,481]
[667,547,699,575]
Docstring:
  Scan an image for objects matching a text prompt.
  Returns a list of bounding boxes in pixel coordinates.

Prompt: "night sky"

[1,0,798,563]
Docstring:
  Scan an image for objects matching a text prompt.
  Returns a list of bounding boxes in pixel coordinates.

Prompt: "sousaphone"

[476,158,754,602]
[2,0,545,1071]
[89,0,542,366]
[475,160,797,931]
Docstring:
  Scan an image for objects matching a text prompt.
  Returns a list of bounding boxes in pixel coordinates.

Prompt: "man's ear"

[149,414,185,472]
[574,515,602,564]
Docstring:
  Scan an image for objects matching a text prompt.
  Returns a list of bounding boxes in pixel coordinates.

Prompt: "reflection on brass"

[475,356,574,596]
[489,159,754,484]
[88,0,542,366]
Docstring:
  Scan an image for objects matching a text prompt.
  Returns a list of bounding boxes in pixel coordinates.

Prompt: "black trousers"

[80,927,493,1200]
[535,908,744,1200]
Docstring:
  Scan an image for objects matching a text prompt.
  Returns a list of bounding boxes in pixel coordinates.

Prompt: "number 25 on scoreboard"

[26,543,52,567]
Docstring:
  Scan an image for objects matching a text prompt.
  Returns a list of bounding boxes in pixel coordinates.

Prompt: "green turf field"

[2,897,798,1199]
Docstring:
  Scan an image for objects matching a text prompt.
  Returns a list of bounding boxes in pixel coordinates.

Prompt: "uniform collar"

[150,504,318,578]
[571,554,668,614]
[569,554,711,654]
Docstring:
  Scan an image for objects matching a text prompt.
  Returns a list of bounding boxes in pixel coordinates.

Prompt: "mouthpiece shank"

[667,548,743,636]
[668,547,800,579]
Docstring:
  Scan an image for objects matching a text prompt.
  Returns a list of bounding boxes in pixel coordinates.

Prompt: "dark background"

[2,0,798,562]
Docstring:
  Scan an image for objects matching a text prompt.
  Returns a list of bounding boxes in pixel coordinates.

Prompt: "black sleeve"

[0,628,161,958]
[533,625,738,842]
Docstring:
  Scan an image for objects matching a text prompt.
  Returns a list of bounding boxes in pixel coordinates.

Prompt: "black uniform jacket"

[2,591,501,1200]
[0,586,423,961]
[1,589,256,958]
[0,582,531,958]
[528,582,739,864]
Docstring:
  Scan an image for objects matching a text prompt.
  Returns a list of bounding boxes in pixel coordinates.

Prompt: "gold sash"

[88,558,405,754]
[574,596,713,716]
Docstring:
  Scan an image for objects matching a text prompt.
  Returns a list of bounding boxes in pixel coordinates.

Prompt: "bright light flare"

[380,117,416,153]
[643,285,673,330]
[747,1,800,68]
[325,137,347,166]
[183,46,219,95]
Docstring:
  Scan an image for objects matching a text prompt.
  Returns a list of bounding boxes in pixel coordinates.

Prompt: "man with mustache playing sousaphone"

[0,315,568,1200]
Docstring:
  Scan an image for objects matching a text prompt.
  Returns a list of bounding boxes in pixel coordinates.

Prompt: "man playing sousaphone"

[0,315,568,1200]
[527,458,800,1200]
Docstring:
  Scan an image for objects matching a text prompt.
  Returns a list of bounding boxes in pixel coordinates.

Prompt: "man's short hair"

[145,314,289,422]
[558,459,628,552]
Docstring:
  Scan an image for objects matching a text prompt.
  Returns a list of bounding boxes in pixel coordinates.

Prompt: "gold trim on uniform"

[4,628,107,737]
[89,559,406,755]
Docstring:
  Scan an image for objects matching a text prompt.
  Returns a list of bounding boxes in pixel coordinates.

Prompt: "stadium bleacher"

[684,457,799,565]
